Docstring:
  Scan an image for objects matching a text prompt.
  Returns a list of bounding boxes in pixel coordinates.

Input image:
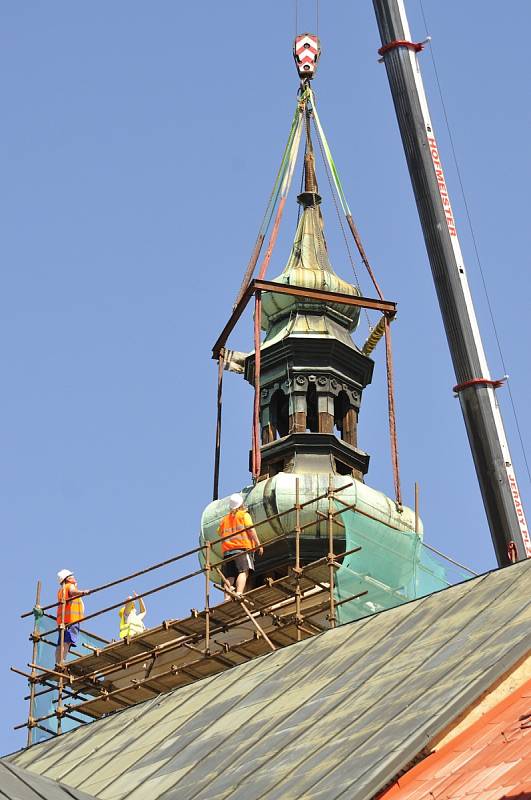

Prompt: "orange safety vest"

[218,509,254,553]
[56,582,84,626]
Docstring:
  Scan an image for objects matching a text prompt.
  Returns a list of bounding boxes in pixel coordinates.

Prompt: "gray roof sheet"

[7,559,531,800]
[0,760,96,800]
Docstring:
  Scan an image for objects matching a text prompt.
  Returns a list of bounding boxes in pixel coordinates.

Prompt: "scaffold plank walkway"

[23,555,366,726]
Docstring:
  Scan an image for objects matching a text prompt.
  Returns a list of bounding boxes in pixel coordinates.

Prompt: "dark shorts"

[57,623,80,647]
[222,550,255,580]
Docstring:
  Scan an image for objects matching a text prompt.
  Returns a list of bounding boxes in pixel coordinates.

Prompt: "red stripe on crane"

[378,39,425,57]
[453,377,506,394]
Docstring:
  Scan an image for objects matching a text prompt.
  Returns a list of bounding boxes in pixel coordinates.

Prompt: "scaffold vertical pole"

[57,588,66,736]
[27,579,42,747]
[295,477,302,641]
[205,542,211,654]
[415,482,420,534]
[328,475,336,628]
[213,350,225,501]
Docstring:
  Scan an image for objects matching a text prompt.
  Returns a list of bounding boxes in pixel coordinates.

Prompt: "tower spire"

[261,106,361,338]
[243,53,374,484]
[298,113,322,208]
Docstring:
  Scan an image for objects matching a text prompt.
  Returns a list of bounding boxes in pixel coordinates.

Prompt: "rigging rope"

[311,89,386,299]
[251,94,306,477]
[309,88,402,505]
[252,292,262,477]
[212,351,224,500]
[233,83,402,502]
[418,0,531,487]
[256,108,304,280]
[311,111,372,331]
[234,101,303,307]
[309,89,351,217]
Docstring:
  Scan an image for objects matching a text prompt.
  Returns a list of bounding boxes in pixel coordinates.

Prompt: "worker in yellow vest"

[217,493,263,600]
[119,592,147,639]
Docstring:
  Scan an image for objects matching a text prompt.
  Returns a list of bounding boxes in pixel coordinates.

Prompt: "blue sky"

[2,1,530,754]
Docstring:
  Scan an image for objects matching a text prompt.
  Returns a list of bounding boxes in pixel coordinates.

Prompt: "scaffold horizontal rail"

[18,565,339,727]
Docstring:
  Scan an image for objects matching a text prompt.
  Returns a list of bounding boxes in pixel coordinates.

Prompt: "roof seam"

[252,566,529,800]
[177,570,487,799]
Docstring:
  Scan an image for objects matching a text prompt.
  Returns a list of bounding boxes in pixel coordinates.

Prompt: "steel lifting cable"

[418,0,531,488]
[310,88,402,505]
[294,0,319,35]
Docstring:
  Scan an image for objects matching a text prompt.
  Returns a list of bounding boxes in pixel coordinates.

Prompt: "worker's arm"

[132,591,146,616]
[248,527,263,557]
[69,586,89,598]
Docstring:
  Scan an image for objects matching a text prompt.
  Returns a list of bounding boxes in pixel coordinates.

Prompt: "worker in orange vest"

[55,569,89,667]
[217,493,263,600]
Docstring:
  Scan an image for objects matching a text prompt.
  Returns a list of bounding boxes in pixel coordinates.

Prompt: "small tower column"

[261,398,276,445]
[342,407,358,447]
[289,380,307,434]
[316,379,334,434]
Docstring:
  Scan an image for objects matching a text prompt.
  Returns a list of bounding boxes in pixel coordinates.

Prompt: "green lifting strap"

[309,88,351,217]
[233,92,308,308]
[260,91,308,238]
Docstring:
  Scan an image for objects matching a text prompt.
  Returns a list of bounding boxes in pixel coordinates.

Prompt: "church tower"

[200,41,419,582]
[245,131,373,482]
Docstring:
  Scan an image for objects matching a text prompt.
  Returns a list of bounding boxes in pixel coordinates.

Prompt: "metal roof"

[8,559,531,800]
[378,676,531,800]
[0,760,96,800]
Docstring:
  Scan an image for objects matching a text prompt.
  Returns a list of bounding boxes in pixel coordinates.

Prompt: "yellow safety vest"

[119,607,145,638]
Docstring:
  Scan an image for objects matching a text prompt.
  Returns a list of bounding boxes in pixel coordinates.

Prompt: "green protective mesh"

[31,615,107,743]
[334,509,473,625]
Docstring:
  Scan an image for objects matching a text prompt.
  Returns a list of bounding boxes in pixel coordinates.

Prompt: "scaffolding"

[12,477,476,746]
[12,478,364,743]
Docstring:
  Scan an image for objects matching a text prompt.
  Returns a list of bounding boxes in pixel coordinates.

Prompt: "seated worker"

[119,592,147,638]
[217,493,263,600]
[56,569,89,668]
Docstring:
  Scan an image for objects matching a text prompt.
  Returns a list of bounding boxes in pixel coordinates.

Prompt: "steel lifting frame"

[211,278,397,499]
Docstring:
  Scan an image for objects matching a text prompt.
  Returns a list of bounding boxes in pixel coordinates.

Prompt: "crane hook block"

[293,34,321,80]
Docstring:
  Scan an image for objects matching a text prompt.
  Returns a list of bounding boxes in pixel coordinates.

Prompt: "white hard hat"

[229,493,244,510]
[57,569,73,584]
